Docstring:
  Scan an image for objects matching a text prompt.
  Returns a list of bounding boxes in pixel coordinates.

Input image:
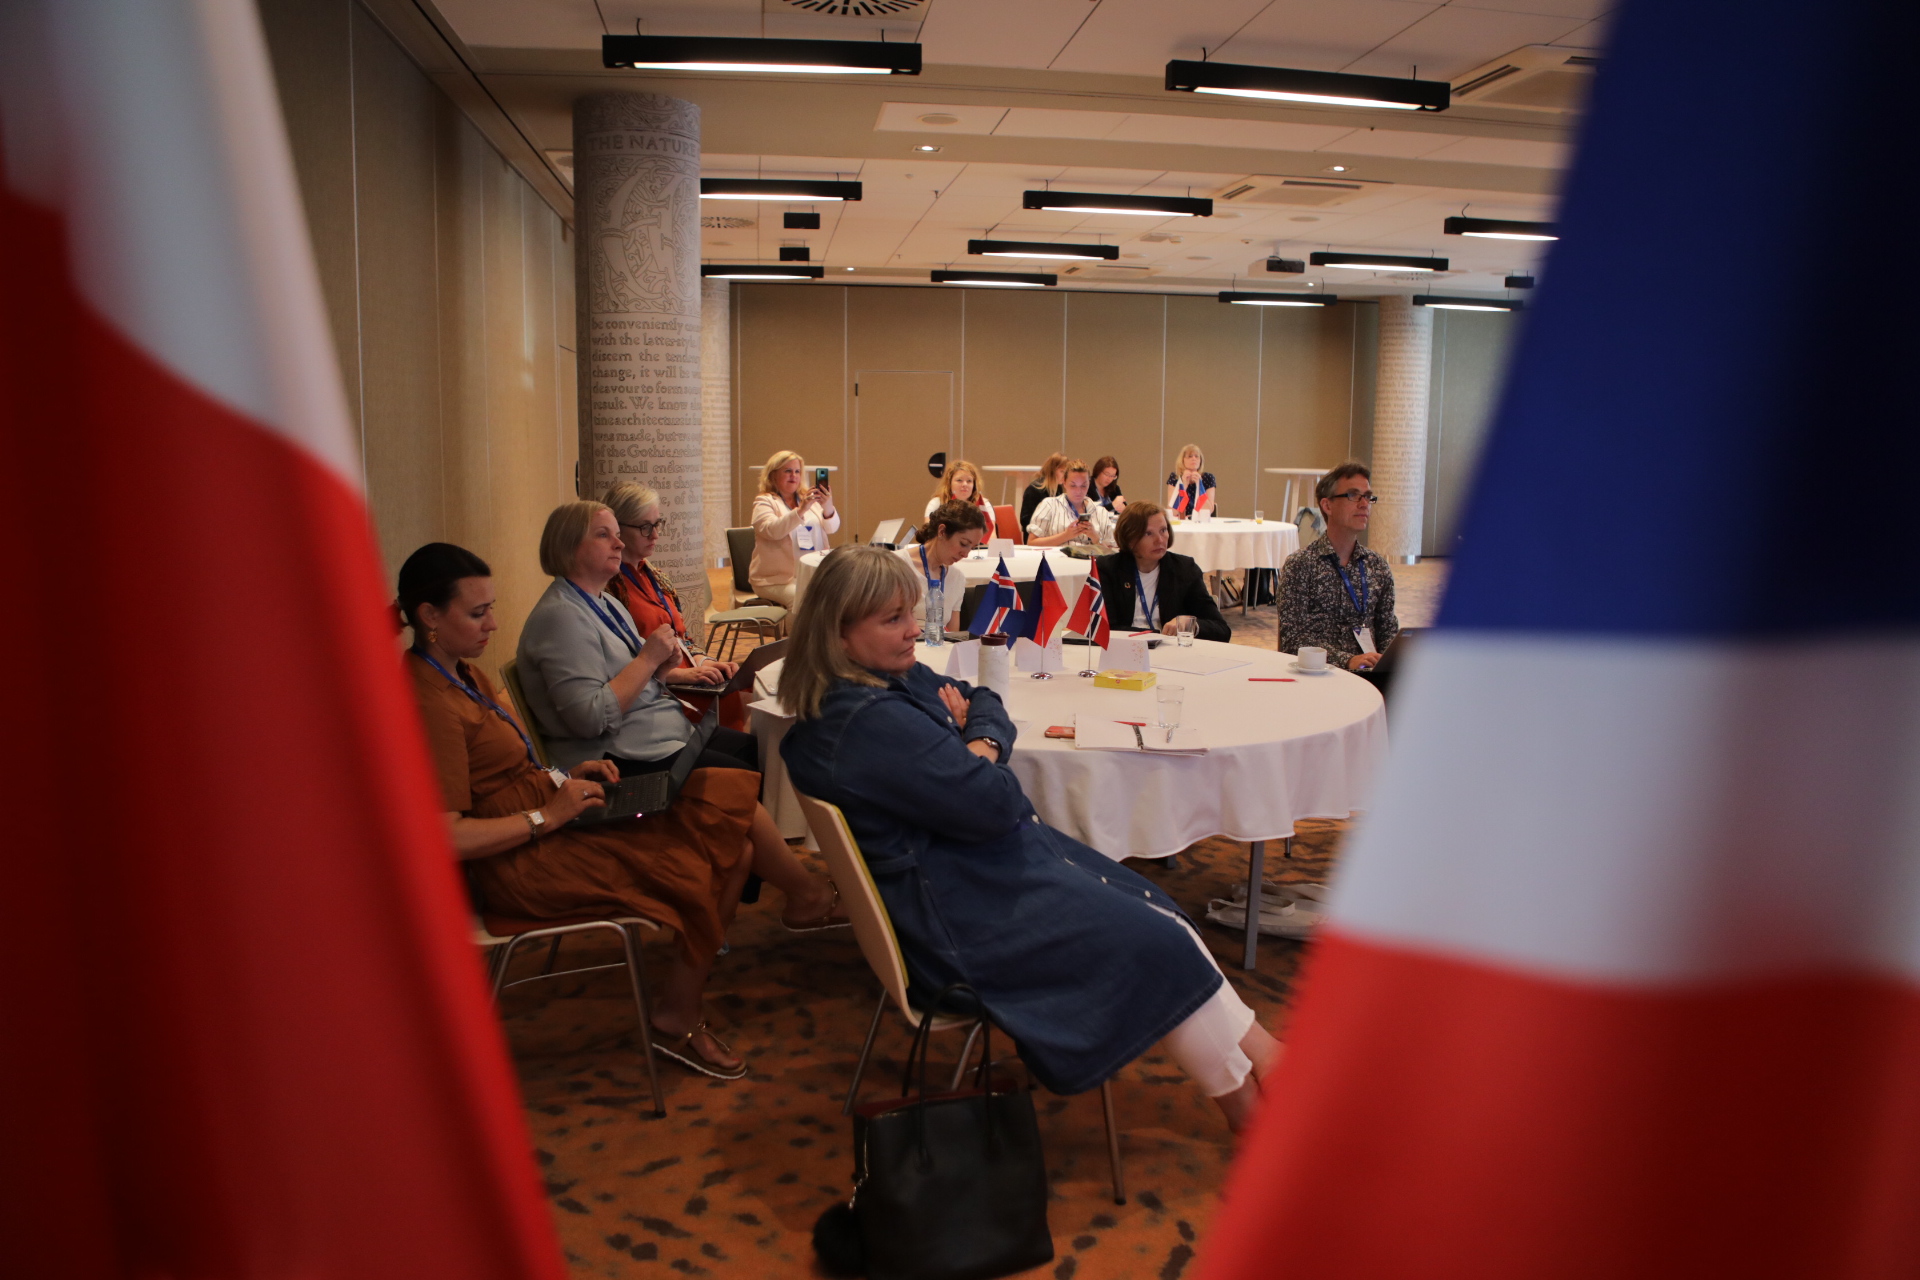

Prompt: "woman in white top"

[923,459,996,539]
[1027,459,1117,550]
[749,450,841,606]
[895,500,987,631]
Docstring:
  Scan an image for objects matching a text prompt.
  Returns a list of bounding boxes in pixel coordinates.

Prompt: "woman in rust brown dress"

[400,541,756,1079]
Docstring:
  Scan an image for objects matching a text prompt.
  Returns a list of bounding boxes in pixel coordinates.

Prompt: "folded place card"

[988,537,1015,560]
[1101,633,1152,671]
[943,638,980,683]
[1013,636,1065,673]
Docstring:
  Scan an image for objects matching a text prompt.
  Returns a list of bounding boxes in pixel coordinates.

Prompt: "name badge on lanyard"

[794,520,818,553]
[1333,555,1371,654]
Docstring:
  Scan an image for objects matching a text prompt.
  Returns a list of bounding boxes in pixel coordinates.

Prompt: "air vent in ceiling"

[1451,45,1599,113]
[702,215,756,229]
[1218,177,1387,208]
[779,0,926,15]
[1062,263,1159,279]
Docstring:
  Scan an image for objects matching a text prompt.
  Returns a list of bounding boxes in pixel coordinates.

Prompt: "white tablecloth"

[1165,519,1300,574]
[797,546,1092,605]
[749,639,1385,860]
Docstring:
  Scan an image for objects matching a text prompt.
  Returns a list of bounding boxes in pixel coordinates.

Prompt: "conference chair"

[725,527,784,608]
[475,913,668,1118]
[501,658,553,767]
[994,504,1021,545]
[794,791,1127,1205]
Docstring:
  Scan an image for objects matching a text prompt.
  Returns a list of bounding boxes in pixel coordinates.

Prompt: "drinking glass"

[1175,616,1197,647]
[1156,684,1185,731]
[1253,509,1264,524]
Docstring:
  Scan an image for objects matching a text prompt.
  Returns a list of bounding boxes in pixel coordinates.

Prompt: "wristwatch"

[524,809,547,837]
[973,736,1003,757]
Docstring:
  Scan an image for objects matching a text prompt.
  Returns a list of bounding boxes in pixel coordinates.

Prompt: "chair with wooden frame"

[794,791,1126,1205]
[994,504,1021,545]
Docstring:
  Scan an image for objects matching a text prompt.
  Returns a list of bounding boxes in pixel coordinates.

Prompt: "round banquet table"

[796,545,1092,607]
[747,638,1385,968]
[1164,517,1300,573]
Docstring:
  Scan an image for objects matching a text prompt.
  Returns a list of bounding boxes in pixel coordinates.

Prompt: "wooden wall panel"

[1063,292,1163,513]
[1164,295,1261,517]
[960,289,1066,469]
[1426,309,1518,553]
[1257,304,1362,519]
[735,286,846,537]
[435,105,493,564]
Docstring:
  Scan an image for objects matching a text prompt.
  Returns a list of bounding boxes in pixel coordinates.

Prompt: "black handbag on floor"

[821,985,1054,1280]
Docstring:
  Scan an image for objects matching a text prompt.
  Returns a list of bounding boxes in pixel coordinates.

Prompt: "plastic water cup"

[1156,684,1184,730]
[1175,617,1197,647]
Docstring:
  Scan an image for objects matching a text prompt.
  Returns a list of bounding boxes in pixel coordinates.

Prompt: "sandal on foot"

[782,885,851,934]
[651,1021,748,1080]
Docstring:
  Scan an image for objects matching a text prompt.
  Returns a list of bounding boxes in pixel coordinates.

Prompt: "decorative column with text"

[573,91,709,637]
[700,277,733,577]
[1369,295,1432,562]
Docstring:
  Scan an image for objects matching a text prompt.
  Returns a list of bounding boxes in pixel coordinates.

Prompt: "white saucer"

[1288,661,1334,676]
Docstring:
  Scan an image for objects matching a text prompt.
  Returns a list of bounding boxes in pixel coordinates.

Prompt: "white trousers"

[1161,920,1258,1096]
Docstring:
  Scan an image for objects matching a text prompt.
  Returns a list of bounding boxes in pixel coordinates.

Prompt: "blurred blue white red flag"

[1202,1,1920,1277]
[0,3,562,1277]
[967,556,1028,637]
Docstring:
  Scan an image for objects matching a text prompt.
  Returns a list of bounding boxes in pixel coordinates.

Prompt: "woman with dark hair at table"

[398,541,757,1078]
[896,498,988,630]
[779,547,1280,1132]
[1097,502,1231,642]
[515,501,846,938]
[1090,455,1126,514]
[1018,452,1070,533]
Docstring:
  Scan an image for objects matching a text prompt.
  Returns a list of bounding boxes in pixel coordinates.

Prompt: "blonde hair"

[932,459,985,504]
[538,500,609,578]
[602,481,660,526]
[759,450,805,496]
[1034,451,1069,495]
[779,546,920,720]
[1176,443,1205,472]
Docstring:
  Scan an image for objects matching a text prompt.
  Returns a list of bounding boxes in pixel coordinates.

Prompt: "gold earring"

[427,628,438,645]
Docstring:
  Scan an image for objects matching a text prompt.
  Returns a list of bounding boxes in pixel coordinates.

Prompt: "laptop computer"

[672,637,787,700]
[570,704,721,827]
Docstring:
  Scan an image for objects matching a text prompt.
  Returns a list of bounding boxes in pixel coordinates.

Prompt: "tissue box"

[1093,669,1157,691]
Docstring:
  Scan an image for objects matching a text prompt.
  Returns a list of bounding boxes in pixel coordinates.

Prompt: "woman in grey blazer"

[516,503,848,958]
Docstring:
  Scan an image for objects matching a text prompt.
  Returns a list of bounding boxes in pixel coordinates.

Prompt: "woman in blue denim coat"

[780,547,1280,1130]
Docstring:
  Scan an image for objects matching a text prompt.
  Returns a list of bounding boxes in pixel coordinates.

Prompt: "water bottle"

[925,581,945,647]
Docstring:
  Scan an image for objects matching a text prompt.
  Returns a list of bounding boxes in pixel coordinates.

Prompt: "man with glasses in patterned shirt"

[1277,462,1399,675]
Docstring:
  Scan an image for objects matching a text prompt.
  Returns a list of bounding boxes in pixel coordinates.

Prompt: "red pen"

[1115,720,1149,726]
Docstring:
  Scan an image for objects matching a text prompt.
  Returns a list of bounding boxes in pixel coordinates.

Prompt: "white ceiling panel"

[993,108,1126,141]
[1420,136,1570,168]
[1316,127,1467,159]
[874,102,1009,135]
[1448,0,1612,19]
[1106,113,1355,152]
[1047,0,1278,75]
[1342,6,1592,78]
[915,0,1094,70]
[1212,0,1440,72]
[437,0,605,48]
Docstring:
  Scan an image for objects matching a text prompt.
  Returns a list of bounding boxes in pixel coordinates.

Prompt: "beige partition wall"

[260,0,578,673]
[1425,309,1519,555]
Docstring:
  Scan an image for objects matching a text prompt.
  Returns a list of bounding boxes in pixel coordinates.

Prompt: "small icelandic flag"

[966,557,1026,637]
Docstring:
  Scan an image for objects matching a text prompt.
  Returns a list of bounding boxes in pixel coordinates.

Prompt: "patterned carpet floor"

[501,560,1448,1277]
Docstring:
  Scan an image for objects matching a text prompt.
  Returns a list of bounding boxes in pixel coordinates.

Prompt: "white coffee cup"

[1297,646,1327,672]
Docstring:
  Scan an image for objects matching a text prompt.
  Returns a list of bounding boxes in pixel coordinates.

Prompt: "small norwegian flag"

[1063,559,1110,647]
[965,556,1028,637]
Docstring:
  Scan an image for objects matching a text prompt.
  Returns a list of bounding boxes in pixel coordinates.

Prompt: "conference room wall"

[735,284,1384,540]
[259,0,578,668]
[1425,310,1519,554]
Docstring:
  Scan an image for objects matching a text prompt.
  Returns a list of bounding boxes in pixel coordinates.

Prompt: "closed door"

[853,370,953,544]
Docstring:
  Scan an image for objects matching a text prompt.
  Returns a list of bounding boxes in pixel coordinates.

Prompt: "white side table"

[981,464,1039,504]
[1264,467,1332,524]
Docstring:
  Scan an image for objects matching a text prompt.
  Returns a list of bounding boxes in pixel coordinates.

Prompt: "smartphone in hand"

[814,467,830,489]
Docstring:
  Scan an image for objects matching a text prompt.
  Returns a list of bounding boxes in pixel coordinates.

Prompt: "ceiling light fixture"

[1023,190,1213,217]
[1443,216,1559,241]
[1166,59,1448,112]
[700,263,824,281]
[1310,250,1447,273]
[1505,274,1536,289]
[602,35,920,76]
[913,145,942,152]
[967,239,1118,261]
[700,179,862,202]
[1219,291,1339,307]
[1412,295,1525,312]
[931,269,1056,288]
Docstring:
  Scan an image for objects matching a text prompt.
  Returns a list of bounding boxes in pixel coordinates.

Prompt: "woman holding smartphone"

[749,450,840,607]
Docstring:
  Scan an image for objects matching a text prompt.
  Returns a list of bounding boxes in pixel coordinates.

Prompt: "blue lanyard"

[1131,565,1160,630]
[621,562,682,633]
[917,545,944,593]
[565,578,640,655]
[413,650,541,769]
[1331,554,1369,621]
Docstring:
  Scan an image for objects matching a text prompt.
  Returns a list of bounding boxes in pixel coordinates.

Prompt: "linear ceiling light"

[967,239,1119,261]
[1166,59,1448,112]
[700,263,824,281]
[700,179,862,202]
[1310,250,1447,273]
[1022,190,1213,217]
[1219,291,1338,307]
[1412,295,1525,312]
[931,270,1056,288]
[603,35,920,75]
[1444,216,1559,241]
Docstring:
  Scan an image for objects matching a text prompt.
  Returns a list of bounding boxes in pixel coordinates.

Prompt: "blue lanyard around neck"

[917,544,943,592]
[413,650,540,769]
[565,578,640,655]
[1331,554,1369,621]
[1131,564,1160,630]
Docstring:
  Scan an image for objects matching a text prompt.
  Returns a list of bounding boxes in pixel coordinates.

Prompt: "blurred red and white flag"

[1200,2,1920,1278]
[0,3,562,1277]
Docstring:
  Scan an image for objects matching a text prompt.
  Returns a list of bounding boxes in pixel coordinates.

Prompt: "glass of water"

[1254,509,1264,524]
[1156,684,1184,734]
[1175,616,1197,647]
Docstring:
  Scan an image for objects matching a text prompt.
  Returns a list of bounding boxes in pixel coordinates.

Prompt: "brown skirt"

[465,767,757,966]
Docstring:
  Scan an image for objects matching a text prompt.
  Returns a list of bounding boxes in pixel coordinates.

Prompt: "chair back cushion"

[499,659,553,768]
[794,792,915,1017]
[727,526,756,593]
[994,504,1020,545]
